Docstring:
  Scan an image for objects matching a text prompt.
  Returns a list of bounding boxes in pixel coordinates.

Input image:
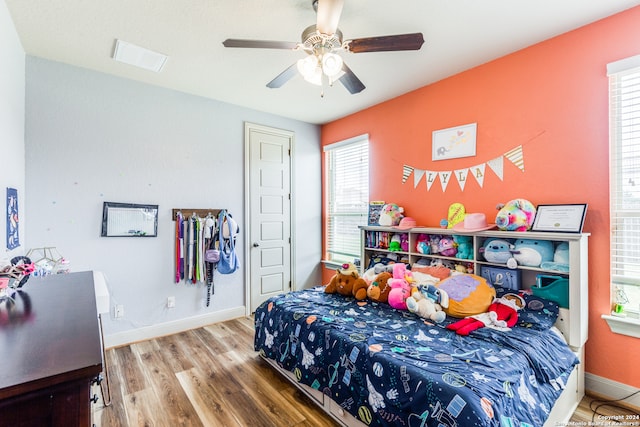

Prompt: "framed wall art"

[432,123,477,161]
[101,202,158,237]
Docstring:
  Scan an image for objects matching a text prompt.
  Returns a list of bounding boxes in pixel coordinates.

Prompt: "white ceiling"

[6,0,640,125]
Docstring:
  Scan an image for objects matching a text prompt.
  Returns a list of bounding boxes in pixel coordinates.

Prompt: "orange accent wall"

[321,6,640,388]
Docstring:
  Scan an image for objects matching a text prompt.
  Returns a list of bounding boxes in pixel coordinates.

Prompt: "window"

[324,134,369,266]
[609,55,640,316]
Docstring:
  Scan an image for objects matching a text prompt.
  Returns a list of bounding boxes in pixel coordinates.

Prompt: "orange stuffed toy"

[325,263,368,300]
[366,271,393,303]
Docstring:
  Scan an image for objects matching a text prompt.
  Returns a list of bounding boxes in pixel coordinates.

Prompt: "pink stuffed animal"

[387,263,413,310]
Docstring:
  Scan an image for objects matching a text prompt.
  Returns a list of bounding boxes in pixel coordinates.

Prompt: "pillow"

[411,264,450,280]
[496,286,559,330]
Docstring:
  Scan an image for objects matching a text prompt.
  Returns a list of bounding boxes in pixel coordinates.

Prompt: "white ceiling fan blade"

[316,0,344,35]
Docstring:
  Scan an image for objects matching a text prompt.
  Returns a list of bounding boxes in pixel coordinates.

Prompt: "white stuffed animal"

[378,203,404,226]
[406,285,446,323]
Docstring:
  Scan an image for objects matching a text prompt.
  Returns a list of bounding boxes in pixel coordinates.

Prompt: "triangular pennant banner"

[425,170,438,191]
[454,168,469,191]
[470,163,486,188]
[413,169,425,188]
[438,171,452,192]
[402,165,414,183]
[504,145,525,172]
[487,156,504,181]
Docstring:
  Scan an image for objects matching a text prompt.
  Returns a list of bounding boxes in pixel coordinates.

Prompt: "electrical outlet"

[167,296,175,308]
[114,304,124,319]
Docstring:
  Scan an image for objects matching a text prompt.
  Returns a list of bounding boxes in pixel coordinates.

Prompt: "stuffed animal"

[400,234,409,252]
[513,239,554,267]
[436,274,496,318]
[389,234,402,252]
[415,234,430,254]
[437,237,457,257]
[540,242,570,272]
[325,263,368,300]
[495,199,537,232]
[447,293,525,335]
[378,203,405,227]
[479,238,518,268]
[429,235,441,254]
[453,235,473,259]
[387,263,413,310]
[406,284,446,323]
[362,263,395,284]
[366,271,393,303]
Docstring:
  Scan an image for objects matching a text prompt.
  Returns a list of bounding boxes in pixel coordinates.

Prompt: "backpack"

[216,210,240,275]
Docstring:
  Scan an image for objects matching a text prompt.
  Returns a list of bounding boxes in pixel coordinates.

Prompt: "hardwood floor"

[94,317,638,426]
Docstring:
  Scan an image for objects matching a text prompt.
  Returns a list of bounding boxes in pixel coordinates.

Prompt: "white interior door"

[245,123,293,312]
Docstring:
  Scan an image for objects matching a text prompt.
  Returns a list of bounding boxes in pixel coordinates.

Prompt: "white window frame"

[604,55,640,337]
[324,134,369,268]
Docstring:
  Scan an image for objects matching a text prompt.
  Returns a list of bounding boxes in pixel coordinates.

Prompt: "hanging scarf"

[175,211,183,283]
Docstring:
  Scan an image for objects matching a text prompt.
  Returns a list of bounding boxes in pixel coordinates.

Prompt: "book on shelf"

[368,201,385,225]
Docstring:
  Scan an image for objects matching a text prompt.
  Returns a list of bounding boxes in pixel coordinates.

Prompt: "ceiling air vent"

[112,39,167,73]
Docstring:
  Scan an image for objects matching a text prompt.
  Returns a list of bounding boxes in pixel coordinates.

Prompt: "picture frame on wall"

[531,204,588,233]
[432,122,477,161]
[101,202,159,237]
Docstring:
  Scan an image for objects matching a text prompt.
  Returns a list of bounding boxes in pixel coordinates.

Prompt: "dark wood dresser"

[0,271,103,427]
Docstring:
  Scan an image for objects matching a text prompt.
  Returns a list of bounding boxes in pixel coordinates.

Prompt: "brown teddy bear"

[366,271,392,303]
[325,263,368,300]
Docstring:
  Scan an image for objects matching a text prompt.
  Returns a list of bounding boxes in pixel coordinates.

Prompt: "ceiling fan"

[222,0,424,95]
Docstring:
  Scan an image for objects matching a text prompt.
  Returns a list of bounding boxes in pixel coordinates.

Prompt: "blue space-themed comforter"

[254,287,578,427]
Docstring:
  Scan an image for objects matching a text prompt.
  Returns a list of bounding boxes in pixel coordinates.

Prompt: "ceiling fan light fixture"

[297,56,322,86]
[322,52,343,78]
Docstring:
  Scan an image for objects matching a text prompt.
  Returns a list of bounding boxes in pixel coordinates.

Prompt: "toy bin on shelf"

[533,275,569,308]
[480,266,521,291]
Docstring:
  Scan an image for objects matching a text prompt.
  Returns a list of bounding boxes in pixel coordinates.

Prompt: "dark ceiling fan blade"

[338,63,365,94]
[346,33,425,53]
[222,39,299,50]
[266,63,298,88]
[316,0,344,35]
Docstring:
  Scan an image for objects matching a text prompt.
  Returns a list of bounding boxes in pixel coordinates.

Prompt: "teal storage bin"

[533,275,569,308]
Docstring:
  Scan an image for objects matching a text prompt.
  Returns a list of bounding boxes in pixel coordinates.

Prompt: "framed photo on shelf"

[531,204,587,233]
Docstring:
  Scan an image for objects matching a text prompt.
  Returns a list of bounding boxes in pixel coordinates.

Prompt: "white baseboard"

[103,306,247,349]
[585,373,640,409]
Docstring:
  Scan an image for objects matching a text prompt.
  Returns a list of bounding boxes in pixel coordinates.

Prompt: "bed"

[254,285,585,427]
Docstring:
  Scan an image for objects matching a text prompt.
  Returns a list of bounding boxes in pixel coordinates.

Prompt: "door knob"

[253,242,260,247]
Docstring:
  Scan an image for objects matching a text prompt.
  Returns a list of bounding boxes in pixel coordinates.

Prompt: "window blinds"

[324,135,369,264]
[609,56,640,290]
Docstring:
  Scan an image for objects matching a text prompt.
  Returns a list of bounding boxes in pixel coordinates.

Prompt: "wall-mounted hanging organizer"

[172,209,223,307]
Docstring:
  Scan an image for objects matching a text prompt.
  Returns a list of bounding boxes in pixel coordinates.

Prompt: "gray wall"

[24,56,322,342]
[0,0,25,263]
